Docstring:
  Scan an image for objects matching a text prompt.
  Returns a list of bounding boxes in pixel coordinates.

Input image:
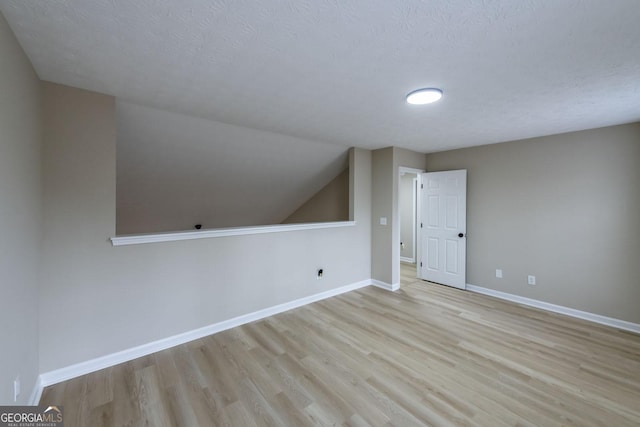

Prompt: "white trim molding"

[28,376,44,406]
[400,257,415,264]
[467,284,640,334]
[372,279,400,292]
[111,221,356,246]
[36,279,372,390]
[399,167,426,175]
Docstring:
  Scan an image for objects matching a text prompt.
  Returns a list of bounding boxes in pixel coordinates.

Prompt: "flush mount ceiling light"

[406,88,443,105]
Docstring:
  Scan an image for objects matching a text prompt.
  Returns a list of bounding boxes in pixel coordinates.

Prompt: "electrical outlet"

[14,376,20,402]
[379,217,387,226]
[496,269,503,278]
[528,275,536,285]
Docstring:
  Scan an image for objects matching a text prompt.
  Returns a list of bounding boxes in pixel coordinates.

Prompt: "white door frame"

[399,175,418,263]
[398,167,425,277]
[409,176,418,262]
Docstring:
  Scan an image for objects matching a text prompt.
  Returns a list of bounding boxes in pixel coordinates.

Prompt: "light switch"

[379,217,387,225]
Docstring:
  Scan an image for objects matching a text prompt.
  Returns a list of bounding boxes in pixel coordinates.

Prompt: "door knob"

[458,233,464,238]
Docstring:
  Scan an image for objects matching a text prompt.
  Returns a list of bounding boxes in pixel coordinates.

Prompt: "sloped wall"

[282,168,349,224]
[116,102,349,234]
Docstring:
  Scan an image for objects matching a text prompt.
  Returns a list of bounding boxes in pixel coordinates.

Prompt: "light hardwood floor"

[41,264,640,426]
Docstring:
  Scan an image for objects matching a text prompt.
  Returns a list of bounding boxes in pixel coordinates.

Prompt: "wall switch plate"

[14,377,20,402]
[528,275,536,285]
[379,217,387,225]
[496,269,503,278]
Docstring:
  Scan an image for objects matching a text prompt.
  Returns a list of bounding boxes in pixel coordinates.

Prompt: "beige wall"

[371,147,426,286]
[0,13,42,404]
[282,168,349,224]
[371,148,394,284]
[40,82,373,372]
[426,123,640,323]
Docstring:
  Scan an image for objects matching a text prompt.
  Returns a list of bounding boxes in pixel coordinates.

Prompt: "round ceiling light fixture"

[406,88,443,105]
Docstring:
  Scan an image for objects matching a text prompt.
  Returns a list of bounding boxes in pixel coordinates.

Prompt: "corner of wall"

[371,147,426,286]
[0,10,43,405]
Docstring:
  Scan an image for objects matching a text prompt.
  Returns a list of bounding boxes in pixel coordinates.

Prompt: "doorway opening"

[398,167,424,280]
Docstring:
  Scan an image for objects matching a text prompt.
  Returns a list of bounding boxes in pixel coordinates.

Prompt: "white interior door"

[419,170,467,289]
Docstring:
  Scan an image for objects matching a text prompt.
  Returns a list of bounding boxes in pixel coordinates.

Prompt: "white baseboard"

[371,279,400,292]
[400,257,415,264]
[36,279,372,392]
[466,284,640,334]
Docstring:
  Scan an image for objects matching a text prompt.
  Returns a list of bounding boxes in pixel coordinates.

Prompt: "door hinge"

[421,183,423,189]
[420,223,423,228]
[420,262,423,267]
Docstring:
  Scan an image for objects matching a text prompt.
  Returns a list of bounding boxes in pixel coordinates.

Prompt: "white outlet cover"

[496,269,503,278]
[379,217,387,225]
[528,275,536,285]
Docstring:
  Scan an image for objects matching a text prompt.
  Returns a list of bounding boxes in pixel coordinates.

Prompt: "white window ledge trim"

[110,221,356,246]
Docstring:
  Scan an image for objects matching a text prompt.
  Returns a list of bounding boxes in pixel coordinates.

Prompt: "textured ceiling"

[2,0,640,152]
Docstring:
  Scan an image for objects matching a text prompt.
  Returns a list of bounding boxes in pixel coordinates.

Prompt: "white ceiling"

[3,0,639,152]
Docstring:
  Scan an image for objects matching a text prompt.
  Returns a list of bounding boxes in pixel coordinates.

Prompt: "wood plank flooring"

[41,263,640,426]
